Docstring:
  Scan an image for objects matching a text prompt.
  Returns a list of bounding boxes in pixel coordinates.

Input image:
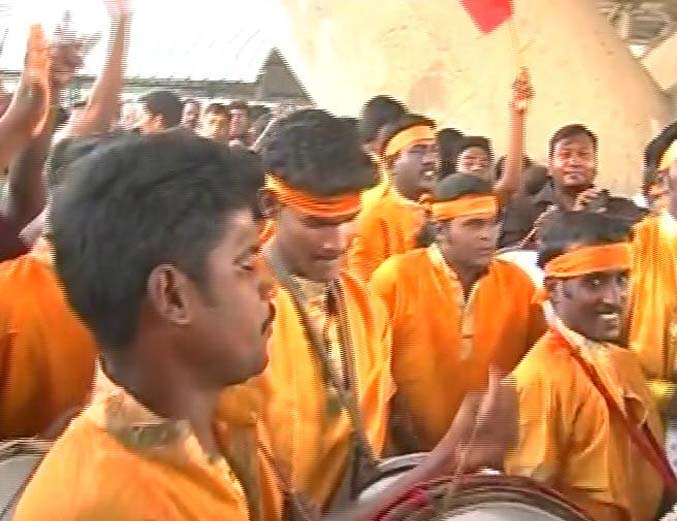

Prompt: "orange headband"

[384,125,435,158]
[659,140,677,171]
[422,194,498,221]
[544,242,632,279]
[265,175,361,218]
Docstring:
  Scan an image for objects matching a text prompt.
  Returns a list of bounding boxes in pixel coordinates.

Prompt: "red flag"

[461,0,513,34]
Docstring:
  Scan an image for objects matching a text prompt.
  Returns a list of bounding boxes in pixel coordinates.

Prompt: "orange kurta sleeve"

[630,214,677,387]
[506,332,663,521]
[370,247,544,449]
[253,271,395,510]
[0,240,97,440]
[347,188,425,282]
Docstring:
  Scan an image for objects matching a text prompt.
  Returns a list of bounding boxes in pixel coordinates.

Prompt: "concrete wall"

[274,0,673,195]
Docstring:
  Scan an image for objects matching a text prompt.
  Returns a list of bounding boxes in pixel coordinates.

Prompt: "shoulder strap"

[553,329,677,496]
[265,248,378,465]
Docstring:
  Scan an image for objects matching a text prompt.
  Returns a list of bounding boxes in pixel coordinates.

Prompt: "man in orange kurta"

[14,131,282,520]
[347,115,437,281]
[629,138,677,411]
[506,211,665,521]
[0,236,97,440]
[370,174,545,450]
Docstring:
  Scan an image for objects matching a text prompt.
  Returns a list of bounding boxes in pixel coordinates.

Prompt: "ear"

[259,188,280,219]
[544,277,561,306]
[147,265,192,326]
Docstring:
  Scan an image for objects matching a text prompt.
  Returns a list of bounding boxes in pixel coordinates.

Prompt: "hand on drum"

[436,366,518,474]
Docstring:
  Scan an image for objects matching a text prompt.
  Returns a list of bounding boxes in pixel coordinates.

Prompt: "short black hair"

[228,100,250,115]
[523,164,549,196]
[454,136,494,163]
[51,130,259,354]
[537,211,631,269]
[548,124,598,158]
[204,102,229,117]
[380,113,436,158]
[263,108,377,196]
[138,90,182,129]
[433,173,493,201]
[358,95,407,144]
[437,128,464,179]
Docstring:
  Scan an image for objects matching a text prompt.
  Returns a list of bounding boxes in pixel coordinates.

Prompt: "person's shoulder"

[369,248,429,285]
[513,332,573,387]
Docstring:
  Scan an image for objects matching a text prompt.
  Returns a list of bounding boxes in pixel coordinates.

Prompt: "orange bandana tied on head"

[384,125,435,158]
[535,242,632,303]
[265,174,361,218]
[659,140,677,172]
[421,194,498,221]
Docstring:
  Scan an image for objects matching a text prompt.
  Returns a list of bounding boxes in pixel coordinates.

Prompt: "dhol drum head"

[0,438,50,520]
[360,456,592,521]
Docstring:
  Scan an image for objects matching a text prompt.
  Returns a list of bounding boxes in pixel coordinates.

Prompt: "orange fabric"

[424,194,498,221]
[265,175,361,218]
[347,186,425,281]
[15,369,259,521]
[0,238,97,440]
[370,245,545,449]
[506,326,664,521]
[630,212,677,382]
[239,266,395,510]
[659,140,677,171]
[257,219,277,248]
[360,152,390,213]
[544,243,632,279]
[384,125,435,158]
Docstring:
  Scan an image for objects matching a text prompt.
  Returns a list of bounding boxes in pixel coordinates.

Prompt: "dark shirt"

[0,214,28,263]
[498,180,647,248]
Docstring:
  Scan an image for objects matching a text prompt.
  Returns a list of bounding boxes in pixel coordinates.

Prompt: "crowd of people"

[0,2,677,521]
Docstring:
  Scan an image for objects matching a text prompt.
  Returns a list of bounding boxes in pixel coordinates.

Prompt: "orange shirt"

[0,238,97,439]
[630,212,677,388]
[15,369,263,521]
[370,244,545,449]
[247,268,395,511]
[347,185,425,281]
[507,323,663,521]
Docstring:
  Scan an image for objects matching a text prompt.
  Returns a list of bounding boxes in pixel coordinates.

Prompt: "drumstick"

[250,116,277,153]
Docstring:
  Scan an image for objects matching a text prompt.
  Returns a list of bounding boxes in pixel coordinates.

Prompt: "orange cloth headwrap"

[421,194,498,221]
[265,175,361,218]
[384,125,435,158]
[535,242,632,304]
[543,242,632,279]
[659,140,677,172]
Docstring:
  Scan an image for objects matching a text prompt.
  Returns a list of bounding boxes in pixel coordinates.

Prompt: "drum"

[359,456,592,521]
[0,438,50,520]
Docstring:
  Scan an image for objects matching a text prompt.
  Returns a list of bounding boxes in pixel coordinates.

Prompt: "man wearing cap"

[506,211,666,521]
[347,114,437,281]
[370,174,545,453]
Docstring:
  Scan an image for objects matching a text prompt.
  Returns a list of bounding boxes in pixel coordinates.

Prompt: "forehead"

[230,108,249,117]
[206,112,228,121]
[450,212,497,225]
[554,134,594,151]
[286,206,359,226]
[459,146,489,157]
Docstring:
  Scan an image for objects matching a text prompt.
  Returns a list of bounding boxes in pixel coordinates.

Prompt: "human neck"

[441,250,485,297]
[552,182,589,210]
[109,342,222,457]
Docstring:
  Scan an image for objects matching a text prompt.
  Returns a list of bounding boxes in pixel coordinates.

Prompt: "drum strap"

[264,249,379,497]
[553,329,677,497]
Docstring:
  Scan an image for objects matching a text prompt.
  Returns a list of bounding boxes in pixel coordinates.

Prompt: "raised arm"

[494,67,533,204]
[64,0,132,138]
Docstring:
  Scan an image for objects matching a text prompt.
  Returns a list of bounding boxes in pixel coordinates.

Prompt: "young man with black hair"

[201,102,230,143]
[629,127,677,418]
[13,130,281,520]
[500,124,643,248]
[347,113,437,281]
[358,95,407,157]
[136,89,183,134]
[228,99,251,147]
[507,211,665,521]
[246,109,516,517]
[370,174,545,452]
[181,98,201,131]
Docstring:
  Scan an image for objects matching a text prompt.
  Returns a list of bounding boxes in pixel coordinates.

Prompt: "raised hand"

[510,67,534,114]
